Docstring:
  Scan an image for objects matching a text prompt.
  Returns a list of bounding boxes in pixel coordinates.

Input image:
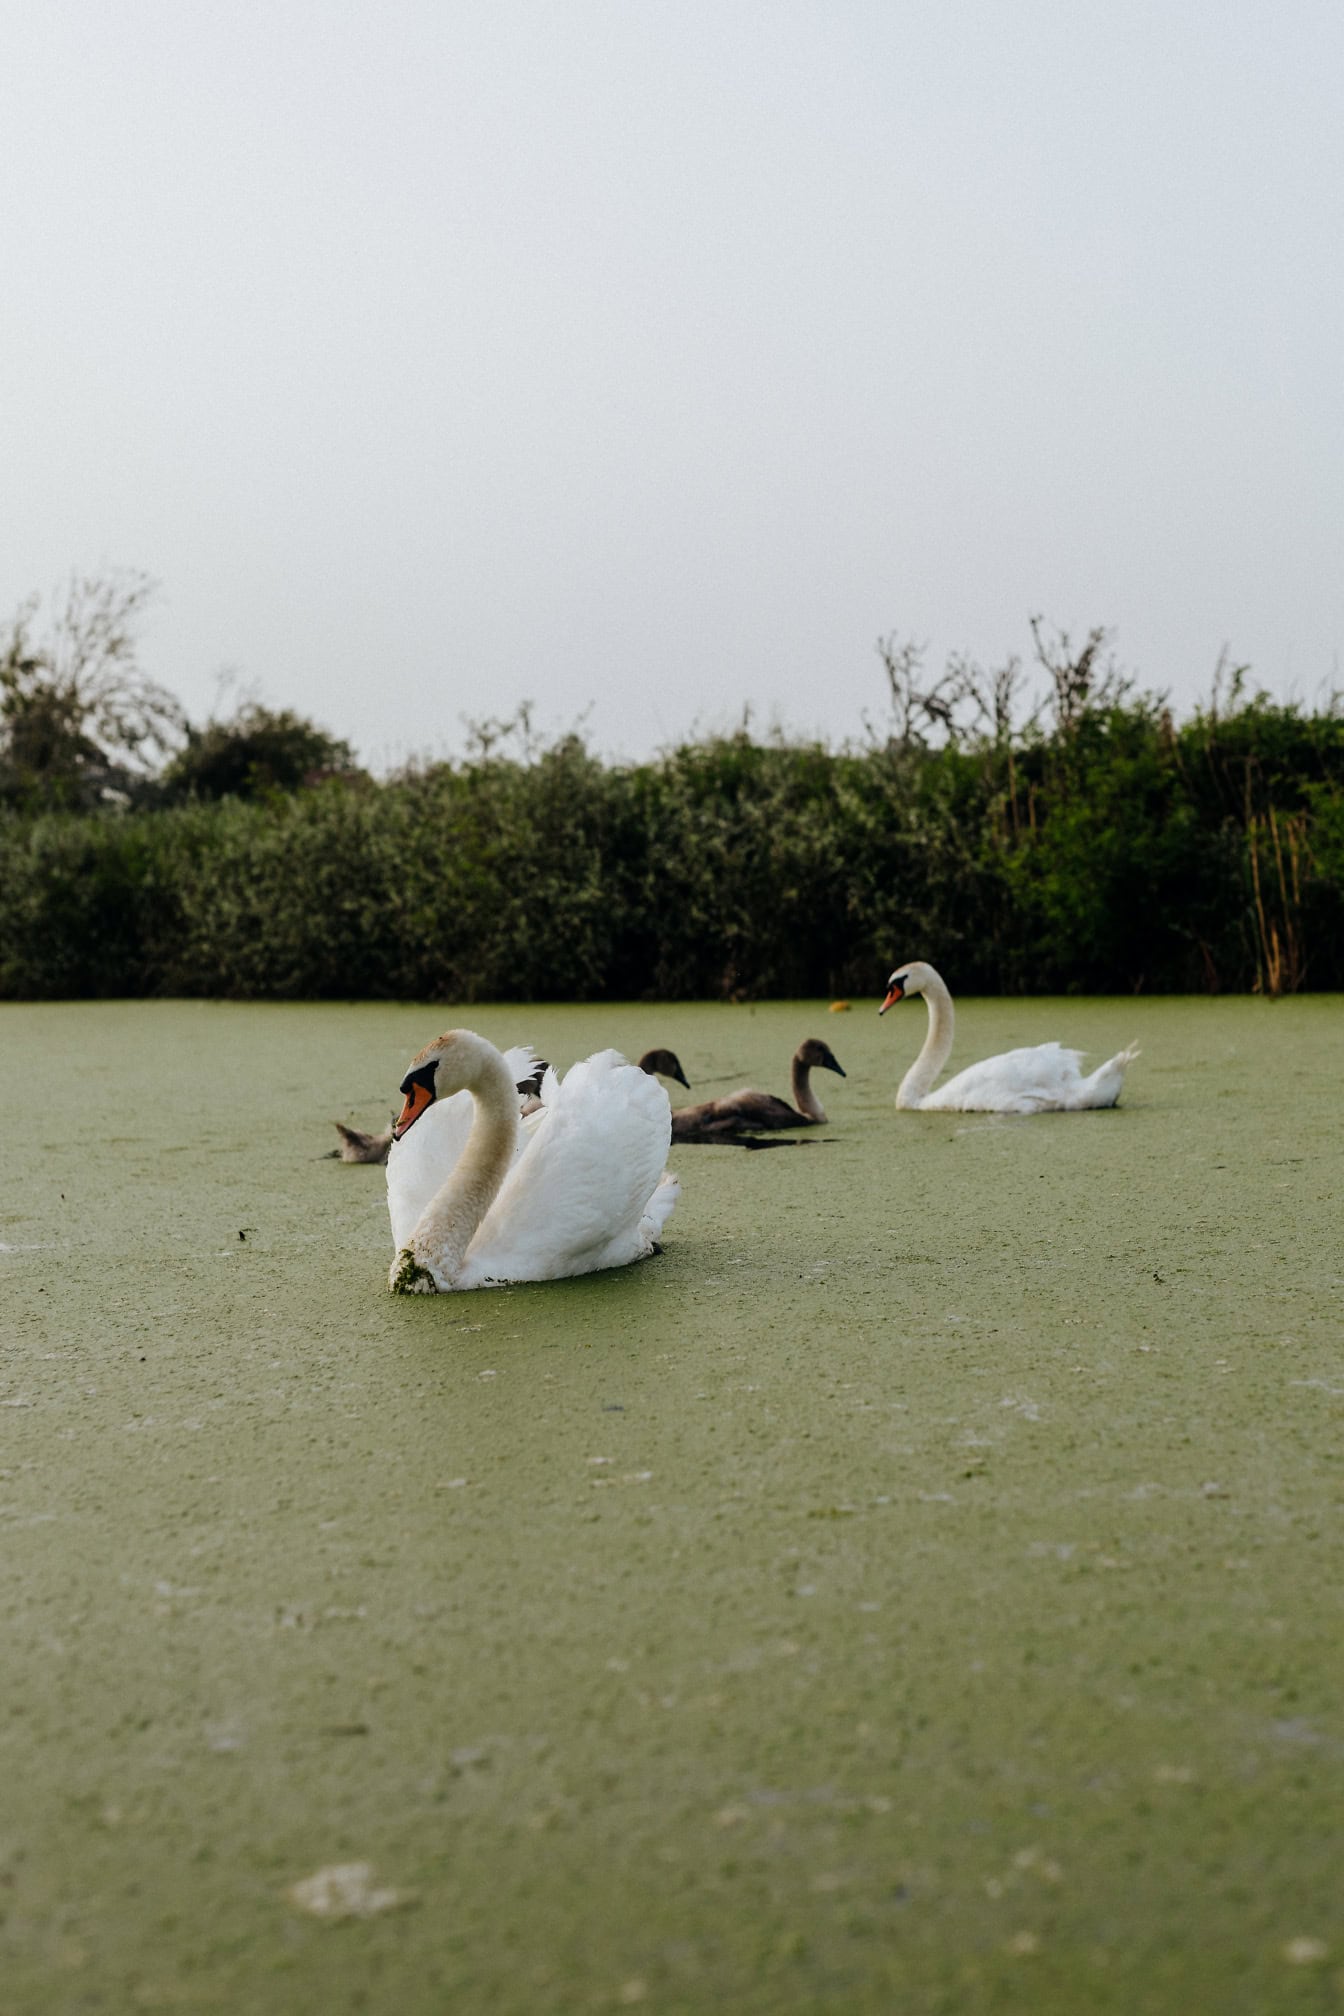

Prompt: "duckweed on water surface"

[1,996,1341,2015]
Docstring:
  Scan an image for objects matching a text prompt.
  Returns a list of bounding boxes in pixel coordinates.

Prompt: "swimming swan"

[671,1038,846,1142]
[386,1030,679,1292]
[384,1042,552,1231]
[879,962,1138,1113]
[338,1049,680,1162]
[331,1051,545,1163]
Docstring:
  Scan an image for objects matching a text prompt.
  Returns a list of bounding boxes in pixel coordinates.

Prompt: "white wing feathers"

[920,1041,1137,1114]
[461,1050,675,1286]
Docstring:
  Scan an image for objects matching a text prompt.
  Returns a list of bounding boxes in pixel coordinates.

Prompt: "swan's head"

[795,1038,846,1076]
[878,961,937,1014]
[392,1029,491,1138]
[638,1048,691,1089]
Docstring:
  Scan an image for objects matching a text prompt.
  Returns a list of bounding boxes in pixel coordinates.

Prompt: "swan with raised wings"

[386,1030,679,1292]
[671,1038,846,1142]
[335,1049,681,1162]
[879,962,1138,1113]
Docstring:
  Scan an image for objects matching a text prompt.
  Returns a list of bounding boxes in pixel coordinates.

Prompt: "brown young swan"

[637,1048,690,1090]
[670,1038,845,1143]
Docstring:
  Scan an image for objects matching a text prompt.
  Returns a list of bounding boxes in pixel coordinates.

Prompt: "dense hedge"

[2,696,1342,1000]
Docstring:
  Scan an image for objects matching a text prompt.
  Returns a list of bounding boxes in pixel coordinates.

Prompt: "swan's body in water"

[335,1049,684,1163]
[879,962,1138,1114]
[671,1039,845,1142]
[386,1030,679,1292]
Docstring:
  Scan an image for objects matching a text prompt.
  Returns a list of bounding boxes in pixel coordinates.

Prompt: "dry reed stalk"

[1249,808,1309,995]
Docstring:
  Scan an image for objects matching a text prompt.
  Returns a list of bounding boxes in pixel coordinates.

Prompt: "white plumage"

[386,1043,540,1251]
[879,961,1138,1114]
[386,1032,678,1292]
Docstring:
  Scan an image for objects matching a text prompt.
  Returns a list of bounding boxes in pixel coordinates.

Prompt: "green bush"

[1,694,1341,1001]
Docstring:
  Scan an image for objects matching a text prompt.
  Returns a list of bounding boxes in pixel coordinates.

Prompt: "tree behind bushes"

[0,572,184,811]
[157,700,358,802]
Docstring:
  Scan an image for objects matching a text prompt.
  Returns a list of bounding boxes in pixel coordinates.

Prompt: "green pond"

[2,995,1341,2015]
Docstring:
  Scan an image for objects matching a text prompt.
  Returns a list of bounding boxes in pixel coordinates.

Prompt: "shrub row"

[2,699,1342,1000]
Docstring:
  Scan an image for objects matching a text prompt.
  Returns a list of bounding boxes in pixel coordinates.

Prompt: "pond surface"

[2,995,1342,2014]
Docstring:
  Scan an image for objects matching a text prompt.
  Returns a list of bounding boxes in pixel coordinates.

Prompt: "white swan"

[386,1030,679,1292]
[878,961,1139,1113]
[334,1047,545,1164]
[385,1043,543,1232]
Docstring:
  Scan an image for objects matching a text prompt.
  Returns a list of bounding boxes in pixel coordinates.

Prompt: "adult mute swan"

[671,1038,846,1142]
[386,1030,679,1293]
[338,1050,681,1162]
[878,962,1138,1113]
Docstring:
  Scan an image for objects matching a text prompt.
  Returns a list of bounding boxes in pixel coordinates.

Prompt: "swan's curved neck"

[897,976,955,1108]
[411,1050,519,1283]
[790,1054,827,1123]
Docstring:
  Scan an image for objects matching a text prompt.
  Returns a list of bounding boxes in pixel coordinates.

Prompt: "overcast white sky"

[3,1,1342,768]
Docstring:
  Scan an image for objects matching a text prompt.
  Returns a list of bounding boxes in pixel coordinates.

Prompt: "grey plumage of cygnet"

[635,1048,690,1091]
[669,1038,845,1144]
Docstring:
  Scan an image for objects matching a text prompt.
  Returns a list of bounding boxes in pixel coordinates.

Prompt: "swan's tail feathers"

[639,1171,680,1253]
[1073,1042,1141,1109]
[334,1121,393,1164]
[1112,1041,1141,1101]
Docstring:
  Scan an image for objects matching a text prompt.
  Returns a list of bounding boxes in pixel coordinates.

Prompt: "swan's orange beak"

[392,1079,434,1140]
[878,983,905,1016]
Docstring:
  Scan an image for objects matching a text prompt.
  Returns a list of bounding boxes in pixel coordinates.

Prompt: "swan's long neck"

[790,1054,827,1123]
[411,1050,519,1284]
[897,976,955,1109]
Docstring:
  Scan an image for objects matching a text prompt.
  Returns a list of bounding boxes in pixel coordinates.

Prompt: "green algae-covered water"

[2,996,1341,2015]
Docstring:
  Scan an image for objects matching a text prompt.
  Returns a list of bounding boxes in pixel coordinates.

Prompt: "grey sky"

[4,1,1342,769]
